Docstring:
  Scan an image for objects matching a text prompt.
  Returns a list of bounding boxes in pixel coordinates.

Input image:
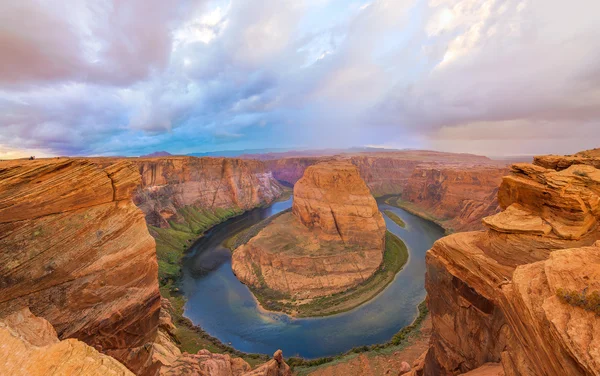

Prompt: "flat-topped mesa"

[292,161,386,249]
[232,161,386,301]
[0,158,161,375]
[414,152,600,375]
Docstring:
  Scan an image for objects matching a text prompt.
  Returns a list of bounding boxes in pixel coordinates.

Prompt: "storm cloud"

[1,0,599,158]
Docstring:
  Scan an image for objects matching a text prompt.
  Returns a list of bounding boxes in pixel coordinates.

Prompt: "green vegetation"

[384,195,453,234]
[151,206,243,283]
[247,231,409,317]
[556,287,600,315]
[383,209,406,228]
[223,208,291,251]
[160,282,269,366]
[290,300,429,374]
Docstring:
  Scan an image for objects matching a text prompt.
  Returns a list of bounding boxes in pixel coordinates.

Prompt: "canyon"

[265,150,511,232]
[0,158,292,376]
[4,149,572,376]
[231,161,386,303]
[405,152,600,376]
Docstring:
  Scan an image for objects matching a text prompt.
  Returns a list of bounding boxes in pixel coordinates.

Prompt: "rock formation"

[410,153,600,375]
[232,161,386,299]
[0,308,134,376]
[129,157,284,228]
[401,166,508,232]
[265,151,508,232]
[0,158,160,374]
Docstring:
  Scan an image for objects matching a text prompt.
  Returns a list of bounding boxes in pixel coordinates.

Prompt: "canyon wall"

[412,154,600,375]
[0,159,161,374]
[265,152,508,232]
[130,157,284,228]
[401,166,508,232]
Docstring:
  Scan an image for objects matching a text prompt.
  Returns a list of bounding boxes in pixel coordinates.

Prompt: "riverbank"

[289,300,430,373]
[384,195,454,234]
[231,230,409,317]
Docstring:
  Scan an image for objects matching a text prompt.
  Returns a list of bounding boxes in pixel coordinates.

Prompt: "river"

[180,197,445,359]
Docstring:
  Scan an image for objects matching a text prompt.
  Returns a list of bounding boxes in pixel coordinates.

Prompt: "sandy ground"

[301,316,431,376]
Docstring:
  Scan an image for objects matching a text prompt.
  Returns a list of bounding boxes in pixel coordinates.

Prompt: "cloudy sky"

[1,0,599,158]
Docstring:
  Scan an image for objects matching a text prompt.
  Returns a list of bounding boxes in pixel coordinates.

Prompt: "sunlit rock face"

[410,152,600,376]
[0,158,161,375]
[0,308,134,376]
[232,161,386,300]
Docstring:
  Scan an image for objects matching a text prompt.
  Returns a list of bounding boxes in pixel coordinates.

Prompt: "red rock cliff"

[265,152,506,232]
[0,158,161,375]
[131,157,284,228]
[401,166,508,232]
[412,154,600,376]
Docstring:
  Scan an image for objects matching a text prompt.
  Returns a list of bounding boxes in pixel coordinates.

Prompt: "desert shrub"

[556,288,600,315]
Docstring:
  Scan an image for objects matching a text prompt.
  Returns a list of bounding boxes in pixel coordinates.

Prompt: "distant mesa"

[140,151,173,157]
[231,160,387,303]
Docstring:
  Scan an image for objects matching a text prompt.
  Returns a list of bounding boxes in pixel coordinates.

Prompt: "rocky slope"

[399,166,508,232]
[0,158,161,375]
[410,153,600,375]
[0,308,135,376]
[232,161,386,300]
[0,157,293,376]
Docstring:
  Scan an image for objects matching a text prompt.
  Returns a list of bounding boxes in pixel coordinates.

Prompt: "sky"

[0,0,599,159]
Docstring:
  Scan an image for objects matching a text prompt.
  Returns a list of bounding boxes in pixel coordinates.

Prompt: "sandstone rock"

[419,153,600,375]
[0,159,160,375]
[402,165,508,232]
[129,157,283,228]
[266,152,507,233]
[243,349,292,376]
[292,161,386,249]
[232,161,386,300]
[399,361,411,374]
[0,308,134,376]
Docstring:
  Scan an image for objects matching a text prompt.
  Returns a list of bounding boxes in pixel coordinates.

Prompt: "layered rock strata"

[0,158,161,374]
[232,161,386,299]
[412,154,600,375]
[401,166,508,232]
[131,157,284,228]
[265,151,508,232]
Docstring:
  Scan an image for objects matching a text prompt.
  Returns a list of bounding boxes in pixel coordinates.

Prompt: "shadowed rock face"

[410,152,600,376]
[232,161,386,300]
[0,159,160,375]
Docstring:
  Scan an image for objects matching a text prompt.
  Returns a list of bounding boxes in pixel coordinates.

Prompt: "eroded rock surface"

[131,157,284,228]
[0,307,134,376]
[413,153,600,376]
[0,158,161,375]
[232,161,386,299]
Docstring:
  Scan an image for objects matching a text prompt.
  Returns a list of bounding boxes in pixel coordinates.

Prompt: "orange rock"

[419,152,600,375]
[232,161,386,300]
[0,159,160,375]
[0,308,134,376]
[292,161,386,249]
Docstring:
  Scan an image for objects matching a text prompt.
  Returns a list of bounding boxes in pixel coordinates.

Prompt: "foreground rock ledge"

[408,152,600,376]
[232,160,386,300]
